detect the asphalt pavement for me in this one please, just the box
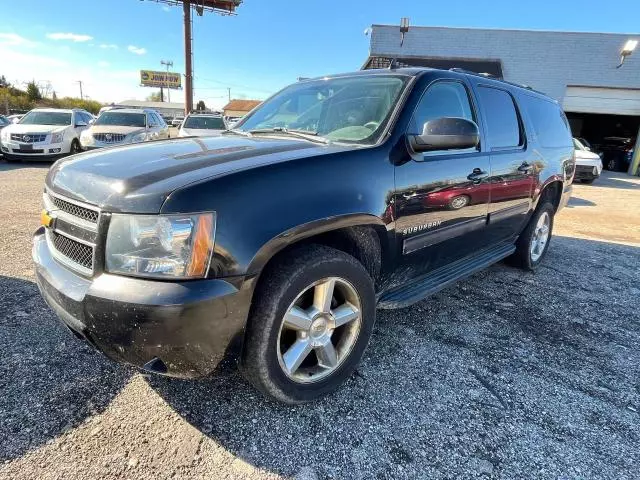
[0,163,638,479]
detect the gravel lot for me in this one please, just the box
[1,163,639,479]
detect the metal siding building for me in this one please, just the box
[364,24,640,174]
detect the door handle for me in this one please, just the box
[467,168,488,183]
[518,162,534,173]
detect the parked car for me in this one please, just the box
[572,138,603,184]
[7,114,24,124]
[599,136,635,172]
[171,116,185,128]
[0,108,92,162]
[33,68,574,403]
[224,116,243,129]
[80,108,169,150]
[0,114,9,129]
[178,113,226,137]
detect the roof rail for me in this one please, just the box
[449,67,546,95]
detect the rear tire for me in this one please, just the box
[448,195,470,210]
[509,202,555,271]
[606,156,621,172]
[240,245,376,404]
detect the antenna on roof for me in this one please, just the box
[400,17,410,46]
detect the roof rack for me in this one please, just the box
[449,67,546,95]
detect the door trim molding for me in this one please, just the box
[488,201,530,223]
[402,216,486,254]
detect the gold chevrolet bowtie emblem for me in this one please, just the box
[40,209,55,228]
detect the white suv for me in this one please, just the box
[0,108,92,162]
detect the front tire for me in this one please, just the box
[241,245,376,404]
[69,139,81,156]
[509,202,555,271]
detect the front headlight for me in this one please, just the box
[106,213,216,279]
[51,132,64,144]
[130,132,148,143]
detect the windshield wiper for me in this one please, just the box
[248,127,329,145]
[221,129,252,137]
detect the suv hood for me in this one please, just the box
[575,149,600,161]
[47,136,350,213]
[6,124,68,134]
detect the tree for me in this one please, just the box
[52,91,57,100]
[146,91,162,102]
[26,81,42,101]
[0,75,9,88]
[196,100,206,111]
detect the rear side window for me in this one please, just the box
[410,81,475,134]
[523,96,572,148]
[477,86,521,149]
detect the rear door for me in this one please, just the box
[393,78,492,274]
[473,84,536,243]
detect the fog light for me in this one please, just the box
[593,167,598,175]
[1,146,8,153]
[49,148,61,153]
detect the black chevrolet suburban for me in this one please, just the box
[33,68,574,403]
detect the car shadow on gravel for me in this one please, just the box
[0,161,53,171]
[148,237,640,478]
[0,275,132,462]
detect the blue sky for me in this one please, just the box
[1,0,639,109]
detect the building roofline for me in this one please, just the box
[370,24,640,38]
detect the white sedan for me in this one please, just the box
[178,114,226,137]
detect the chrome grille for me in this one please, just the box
[49,195,99,223]
[50,231,93,270]
[44,190,100,276]
[11,133,47,143]
[93,133,126,143]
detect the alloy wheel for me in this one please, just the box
[276,277,362,383]
[530,211,550,262]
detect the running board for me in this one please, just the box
[378,243,516,309]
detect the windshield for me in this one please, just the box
[95,112,146,127]
[20,111,72,126]
[237,75,408,144]
[573,138,586,150]
[183,116,225,130]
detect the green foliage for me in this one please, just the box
[26,81,42,101]
[146,91,162,102]
[0,75,9,88]
[196,100,206,111]
[0,84,103,115]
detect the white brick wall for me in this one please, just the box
[370,25,640,102]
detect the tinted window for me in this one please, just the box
[95,112,146,127]
[524,96,572,148]
[183,116,226,130]
[147,113,158,127]
[478,87,521,149]
[410,81,474,134]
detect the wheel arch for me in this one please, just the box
[535,178,563,212]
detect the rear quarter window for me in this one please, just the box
[522,95,572,148]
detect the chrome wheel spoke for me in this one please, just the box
[332,302,360,328]
[282,338,313,375]
[283,306,313,331]
[315,341,338,369]
[313,279,336,313]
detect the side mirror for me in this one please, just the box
[409,117,480,153]
[75,121,88,127]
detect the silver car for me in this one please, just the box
[80,108,169,150]
[178,114,226,137]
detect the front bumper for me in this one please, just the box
[33,229,251,378]
[1,141,66,160]
[574,163,602,180]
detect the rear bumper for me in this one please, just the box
[33,228,252,378]
[558,184,572,211]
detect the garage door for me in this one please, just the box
[563,86,640,116]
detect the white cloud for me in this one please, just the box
[99,43,118,49]
[97,61,110,68]
[0,33,38,47]
[47,32,93,42]
[127,45,147,55]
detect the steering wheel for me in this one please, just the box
[364,121,380,131]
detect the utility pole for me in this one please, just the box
[227,87,231,103]
[77,80,84,100]
[161,59,174,103]
[183,0,193,114]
